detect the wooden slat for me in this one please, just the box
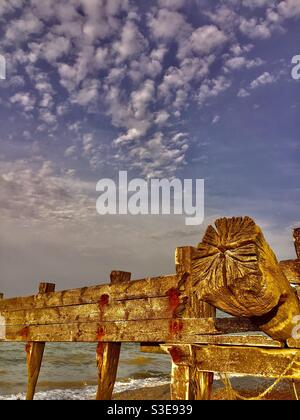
[280,259,300,285]
[0,275,178,312]
[193,345,300,379]
[1,296,182,326]
[0,318,258,343]
[142,334,283,352]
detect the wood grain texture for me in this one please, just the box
[26,283,55,400]
[0,275,178,312]
[175,246,215,400]
[192,216,300,341]
[1,296,183,326]
[142,334,283,351]
[280,260,300,285]
[193,345,300,379]
[0,317,258,343]
[96,271,131,400]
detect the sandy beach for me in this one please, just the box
[114,380,299,401]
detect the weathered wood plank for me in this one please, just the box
[185,334,284,348]
[175,247,215,400]
[192,216,300,341]
[142,334,283,351]
[26,283,55,400]
[280,260,300,285]
[0,275,178,312]
[168,345,193,400]
[96,271,130,400]
[194,346,300,379]
[0,318,258,343]
[1,295,183,326]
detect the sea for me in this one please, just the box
[0,342,171,400]
[0,341,296,400]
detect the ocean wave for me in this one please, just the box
[0,377,170,400]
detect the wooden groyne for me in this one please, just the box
[0,216,299,400]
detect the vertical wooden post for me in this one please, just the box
[169,247,216,401]
[26,282,55,400]
[294,228,300,259]
[96,271,131,400]
[0,293,4,340]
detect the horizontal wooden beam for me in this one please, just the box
[1,296,183,326]
[0,317,258,343]
[280,259,300,285]
[142,334,283,352]
[0,275,178,312]
[193,345,300,379]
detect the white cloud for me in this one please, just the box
[147,8,190,41]
[250,71,276,89]
[155,110,170,125]
[72,79,100,106]
[239,17,272,39]
[278,0,300,18]
[237,88,250,98]
[198,76,232,106]
[10,91,36,112]
[212,115,220,124]
[190,25,227,55]
[131,80,155,120]
[225,56,264,71]
[5,10,43,43]
[64,145,77,158]
[114,20,147,61]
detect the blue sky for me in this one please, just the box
[0,0,299,295]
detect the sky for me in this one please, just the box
[0,0,299,297]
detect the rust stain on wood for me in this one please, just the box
[167,288,180,314]
[20,326,29,340]
[169,319,184,337]
[168,346,184,364]
[97,326,105,342]
[25,343,32,354]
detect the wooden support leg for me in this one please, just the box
[171,363,191,400]
[170,364,213,400]
[168,345,213,401]
[26,282,55,401]
[174,247,216,400]
[96,271,131,401]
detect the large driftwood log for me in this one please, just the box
[192,216,300,341]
